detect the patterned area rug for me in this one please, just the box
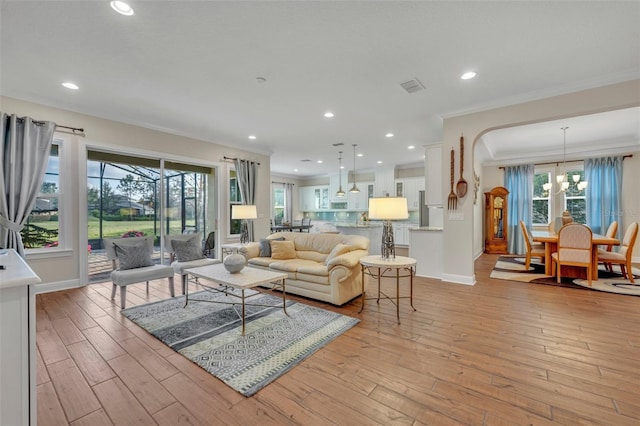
[121,289,359,396]
[490,256,640,296]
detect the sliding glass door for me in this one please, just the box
[87,151,216,283]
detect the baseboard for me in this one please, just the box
[441,273,475,286]
[35,279,83,294]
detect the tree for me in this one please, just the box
[117,174,144,219]
[101,181,118,214]
[41,182,57,194]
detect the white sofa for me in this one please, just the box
[240,232,369,305]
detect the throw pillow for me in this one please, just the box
[325,243,352,264]
[259,237,285,257]
[113,240,154,270]
[271,240,296,260]
[172,236,205,262]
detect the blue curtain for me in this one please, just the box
[585,156,622,236]
[504,164,534,255]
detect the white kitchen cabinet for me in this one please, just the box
[300,186,316,211]
[348,181,372,210]
[399,177,426,211]
[300,186,329,211]
[374,168,395,197]
[329,173,347,202]
[425,144,443,205]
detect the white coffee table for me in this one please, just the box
[184,263,288,335]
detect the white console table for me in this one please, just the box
[1,249,41,426]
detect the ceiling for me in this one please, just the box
[1,1,639,177]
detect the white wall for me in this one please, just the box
[2,96,271,289]
[442,79,640,285]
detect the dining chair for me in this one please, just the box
[301,217,311,232]
[597,222,638,283]
[519,220,545,270]
[597,221,618,272]
[551,223,593,285]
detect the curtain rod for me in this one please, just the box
[222,156,261,166]
[499,154,633,170]
[271,181,294,185]
[13,117,85,134]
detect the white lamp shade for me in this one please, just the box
[368,197,409,220]
[232,204,257,219]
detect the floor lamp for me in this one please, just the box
[232,205,257,244]
[368,197,409,259]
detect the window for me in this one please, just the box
[229,168,242,235]
[533,169,551,225]
[564,168,586,224]
[272,184,284,224]
[21,140,63,250]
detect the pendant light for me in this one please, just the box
[349,144,360,193]
[336,151,345,197]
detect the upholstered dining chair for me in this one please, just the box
[597,222,638,283]
[551,223,593,285]
[519,220,545,270]
[597,221,618,272]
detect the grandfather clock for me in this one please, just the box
[484,186,509,254]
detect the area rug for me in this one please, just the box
[121,289,359,396]
[490,256,640,296]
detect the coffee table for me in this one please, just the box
[184,264,288,335]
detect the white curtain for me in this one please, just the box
[0,113,56,256]
[233,159,258,241]
[284,183,294,223]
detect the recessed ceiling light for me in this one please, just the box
[110,1,134,16]
[357,153,363,157]
[248,135,256,140]
[461,71,477,80]
[293,169,299,172]
[323,112,334,118]
[377,161,383,164]
[408,145,415,150]
[317,160,323,164]
[340,165,344,169]
[385,133,394,138]
[62,82,79,90]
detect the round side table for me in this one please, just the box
[359,255,417,324]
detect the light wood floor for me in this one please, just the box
[36,254,640,425]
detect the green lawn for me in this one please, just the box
[33,218,192,240]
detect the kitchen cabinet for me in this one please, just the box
[348,181,372,210]
[374,168,395,197]
[425,144,443,205]
[315,186,329,209]
[300,185,329,211]
[393,223,410,246]
[397,177,425,211]
[329,173,347,202]
[300,186,316,211]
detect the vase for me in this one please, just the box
[223,253,246,273]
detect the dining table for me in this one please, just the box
[532,230,619,280]
[270,224,313,233]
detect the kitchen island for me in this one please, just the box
[335,223,383,255]
[409,226,443,279]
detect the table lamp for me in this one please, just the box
[232,204,257,244]
[368,197,409,259]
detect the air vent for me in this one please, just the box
[400,78,425,94]
[332,143,344,147]
[300,159,312,162]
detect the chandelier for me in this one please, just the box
[336,151,345,197]
[542,126,587,194]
